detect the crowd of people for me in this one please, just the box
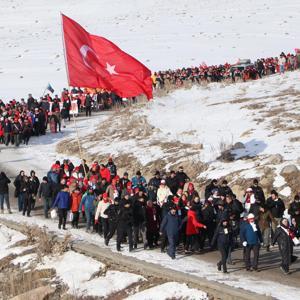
[1,50,299,147]
[151,51,300,89]
[0,89,136,147]
[0,158,299,275]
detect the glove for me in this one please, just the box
[242,241,247,247]
[95,219,99,225]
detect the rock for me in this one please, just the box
[11,286,55,300]
[217,150,235,162]
[266,154,283,165]
[280,164,299,176]
[232,142,245,150]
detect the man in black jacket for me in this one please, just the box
[166,171,179,195]
[205,179,218,200]
[266,190,285,233]
[175,166,190,190]
[85,93,92,117]
[288,195,300,226]
[116,194,134,251]
[38,177,52,218]
[0,172,12,214]
[251,179,265,206]
[133,197,147,249]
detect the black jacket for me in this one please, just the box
[175,171,190,188]
[0,172,10,194]
[104,204,120,224]
[266,197,285,218]
[251,185,265,205]
[29,176,40,195]
[212,223,233,249]
[166,176,179,195]
[38,182,52,198]
[273,226,293,266]
[132,200,146,226]
[118,199,134,226]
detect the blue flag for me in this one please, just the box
[46,83,54,93]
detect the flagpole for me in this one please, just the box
[60,13,87,179]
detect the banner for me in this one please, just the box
[70,100,79,115]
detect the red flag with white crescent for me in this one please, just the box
[62,14,153,100]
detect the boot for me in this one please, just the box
[105,238,109,246]
[217,262,221,271]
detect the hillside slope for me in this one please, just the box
[1,0,300,99]
[58,70,300,198]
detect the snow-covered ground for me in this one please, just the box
[1,213,300,300]
[1,0,300,99]
[0,224,209,299]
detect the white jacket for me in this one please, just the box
[157,186,172,207]
[95,201,110,220]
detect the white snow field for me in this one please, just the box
[1,0,300,99]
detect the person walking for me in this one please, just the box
[160,205,182,259]
[79,187,96,232]
[116,194,134,252]
[240,213,263,271]
[272,218,298,275]
[38,176,52,218]
[52,185,71,230]
[0,172,12,214]
[70,187,82,228]
[211,218,233,273]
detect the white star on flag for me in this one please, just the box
[106,62,118,75]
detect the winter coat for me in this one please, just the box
[131,176,147,192]
[0,172,10,194]
[95,200,110,220]
[52,191,71,209]
[80,193,96,212]
[38,182,52,198]
[100,168,111,183]
[104,204,120,224]
[204,182,218,200]
[157,186,172,207]
[13,174,24,197]
[47,170,60,184]
[166,176,179,195]
[29,176,40,195]
[240,222,263,246]
[118,199,134,226]
[186,209,205,235]
[224,199,243,220]
[175,171,190,188]
[160,212,182,237]
[106,162,117,178]
[266,198,285,218]
[218,185,233,197]
[273,226,293,265]
[288,201,300,224]
[212,223,233,249]
[146,205,160,233]
[70,192,82,212]
[258,210,273,231]
[251,185,265,205]
[132,200,146,226]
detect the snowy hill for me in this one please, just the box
[58,70,300,198]
[1,0,300,99]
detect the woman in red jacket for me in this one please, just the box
[185,202,206,253]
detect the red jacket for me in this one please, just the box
[100,168,111,183]
[186,209,205,235]
[71,192,82,212]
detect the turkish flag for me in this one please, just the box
[62,14,153,100]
